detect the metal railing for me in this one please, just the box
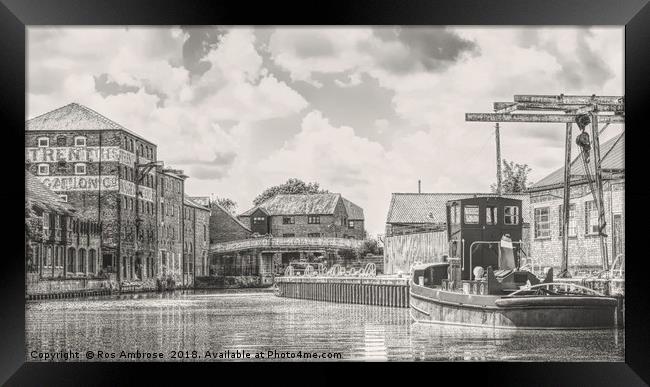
[210,236,365,253]
[505,282,606,297]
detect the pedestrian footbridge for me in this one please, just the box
[210,236,364,254]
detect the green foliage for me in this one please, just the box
[253,178,329,206]
[491,160,533,193]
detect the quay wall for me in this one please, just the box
[275,276,410,308]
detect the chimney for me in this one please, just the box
[418,180,421,194]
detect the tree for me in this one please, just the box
[253,178,329,206]
[212,197,238,215]
[491,160,533,193]
[356,238,383,257]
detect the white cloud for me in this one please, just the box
[28,26,624,235]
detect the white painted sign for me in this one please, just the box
[120,180,154,202]
[37,175,118,192]
[26,147,152,167]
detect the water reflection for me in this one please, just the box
[25,290,623,361]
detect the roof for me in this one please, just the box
[342,197,364,220]
[529,131,625,191]
[240,193,342,216]
[386,192,531,224]
[211,202,252,232]
[25,171,75,214]
[26,102,153,144]
[183,197,210,211]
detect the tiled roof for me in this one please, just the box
[212,202,252,232]
[183,197,210,211]
[25,171,75,214]
[26,102,150,143]
[529,132,624,191]
[386,192,531,224]
[342,197,364,220]
[240,193,342,216]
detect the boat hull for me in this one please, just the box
[409,282,618,329]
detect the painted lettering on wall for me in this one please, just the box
[119,180,154,202]
[26,146,151,167]
[37,175,118,192]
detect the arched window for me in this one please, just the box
[79,248,86,273]
[88,249,96,274]
[67,248,76,274]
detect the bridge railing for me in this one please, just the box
[210,236,365,253]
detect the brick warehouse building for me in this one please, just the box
[238,193,365,239]
[528,131,624,272]
[25,102,209,290]
[25,103,159,286]
[156,168,186,286]
[25,170,102,279]
[182,197,211,282]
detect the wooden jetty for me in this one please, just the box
[274,276,410,308]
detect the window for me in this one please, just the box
[203,225,207,241]
[74,163,87,175]
[464,205,479,224]
[534,207,550,239]
[308,233,321,238]
[129,139,134,152]
[504,206,519,225]
[37,137,49,147]
[559,204,577,237]
[56,136,66,146]
[585,201,600,235]
[450,203,460,225]
[282,217,295,224]
[283,233,295,237]
[74,136,87,147]
[486,206,497,225]
[348,220,355,229]
[253,216,265,224]
[307,216,320,224]
[59,194,68,202]
[37,164,50,176]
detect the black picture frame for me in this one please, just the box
[1,0,648,385]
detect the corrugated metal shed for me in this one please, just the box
[529,131,624,192]
[386,192,531,224]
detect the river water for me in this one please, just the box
[25,290,624,361]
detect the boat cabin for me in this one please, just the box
[446,196,523,280]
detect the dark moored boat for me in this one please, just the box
[409,197,618,329]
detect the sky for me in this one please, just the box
[27,26,624,236]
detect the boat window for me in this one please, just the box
[504,206,519,225]
[486,206,497,225]
[450,203,460,225]
[464,205,479,224]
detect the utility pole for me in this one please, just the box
[560,122,572,277]
[495,123,502,196]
